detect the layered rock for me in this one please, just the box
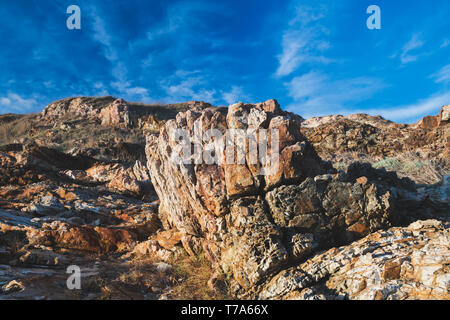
[146,100,399,292]
[301,107,450,166]
[40,96,214,131]
[258,220,449,300]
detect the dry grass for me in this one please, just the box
[373,152,449,185]
[90,252,231,300]
[0,114,36,145]
[168,253,231,300]
[332,151,449,185]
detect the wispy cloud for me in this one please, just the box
[441,39,450,48]
[160,70,217,103]
[89,7,150,102]
[222,86,248,104]
[275,5,332,77]
[285,71,385,117]
[0,93,39,113]
[364,92,450,122]
[399,33,425,64]
[431,64,450,83]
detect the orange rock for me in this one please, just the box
[26,221,136,253]
[156,229,184,250]
[356,176,368,185]
[55,188,79,201]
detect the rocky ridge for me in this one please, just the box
[0,96,448,300]
[145,99,449,298]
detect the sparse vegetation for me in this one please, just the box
[168,253,231,300]
[0,114,36,145]
[373,152,448,185]
[332,151,449,185]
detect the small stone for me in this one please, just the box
[2,280,24,293]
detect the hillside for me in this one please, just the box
[0,97,448,300]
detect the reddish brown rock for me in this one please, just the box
[26,221,136,253]
[155,229,184,250]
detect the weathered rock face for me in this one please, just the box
[99,99,139,128]
[146,100,399,292]
[301,108,450,167]
[258,220,449,300]
[265,174,393,243]
[417,105,450,129]
[441,105,450,123]
[40,96,116,120]
[146,99,322,230]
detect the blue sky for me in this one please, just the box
[1,0,450,123]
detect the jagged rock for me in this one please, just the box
[146,99,325,233]
[99,99,139,128]
[17,248,68,266]
[301,108,450,166]
[265,174,394,243]
[40,96,116,120]
[130,239,173,261]
[441,105,450,123]
[258,220,449,300]
[417,105,450,129]
[2,95,449,300]
[220,196,288,289]
[145,100,399,291]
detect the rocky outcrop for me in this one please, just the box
[40,96,116,120]
[441,105,450,123]
[99,98,139,128]
[146,99,321,230]
[145,100,402,293]
[417,105,450,130]
[40,96,215,131]
[301,108,450,167]
[2,95,449,300]
[84,160,151,195]
[258,220,449,300]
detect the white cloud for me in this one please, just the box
[285,71,384,117]
[0,93,38,113]
[431,64,450,83]
[286,72,448,122]
[161,70,217,103]
[89,8,150,102]
[222,86,247,105]
[364,92,450,122]
[399,33,425,64]
[275,5,332,77]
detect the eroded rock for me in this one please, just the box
[258,220,449,300]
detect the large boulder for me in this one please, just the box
[146,100,324,232]
[146,100,398,292]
